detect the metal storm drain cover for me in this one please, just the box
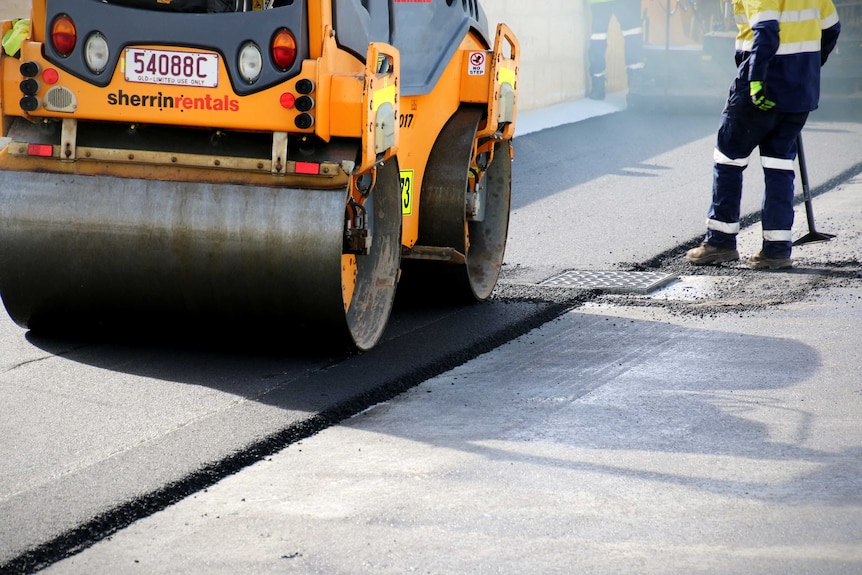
[539,270,677,294]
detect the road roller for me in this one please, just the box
[0,0,519,350]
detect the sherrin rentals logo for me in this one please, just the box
[107,90,240,112]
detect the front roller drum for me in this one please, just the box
[414,107,512,302]
[0,161,402,351]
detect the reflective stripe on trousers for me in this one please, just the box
[705,78,808,258]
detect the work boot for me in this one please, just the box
[747,251,792,270]
[684,242,739,265]
[589,76,605,100]
[626,67,644,91]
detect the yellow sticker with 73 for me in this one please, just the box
[400,169,414,215]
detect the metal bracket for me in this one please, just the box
[272,131,288,175]
[60,118,77,162]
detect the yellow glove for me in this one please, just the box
[750,80,776,111]
[2,19,30,57]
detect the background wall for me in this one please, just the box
[5,0,28,17]
[482,0,628,110]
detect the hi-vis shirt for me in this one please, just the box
[734,0,841,112]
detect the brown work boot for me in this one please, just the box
[747,251,792,270]
[685,242,739,265]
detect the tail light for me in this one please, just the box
[51,15,77,57]
[271,29,297,70]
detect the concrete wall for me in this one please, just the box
[483,0,627,110]
[2,0,29,19]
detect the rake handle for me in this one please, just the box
[797,133,817,232]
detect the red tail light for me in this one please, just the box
[271,29,297,70]
[295,161,320,175]
[28,144,54,157]
[51,15,77,57]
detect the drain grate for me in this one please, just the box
[539,270,677,294]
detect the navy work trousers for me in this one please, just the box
[706,78,809,258]
[589,0,643,78]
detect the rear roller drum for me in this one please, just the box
[0,160,401,352]
[412,107,512,302]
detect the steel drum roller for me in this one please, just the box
[0,163,402,349]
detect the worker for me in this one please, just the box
[685,0,841,269]
[587,0,644,100]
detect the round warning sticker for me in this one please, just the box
[468,51,487,76]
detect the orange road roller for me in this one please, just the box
[0,0,519,350]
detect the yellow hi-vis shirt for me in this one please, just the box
[733,0,840,111]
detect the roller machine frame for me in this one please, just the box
[0,0,519,351]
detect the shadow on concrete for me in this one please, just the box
[347,308,861,508]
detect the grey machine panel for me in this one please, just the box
[334,0,490,97]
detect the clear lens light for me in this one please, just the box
[238,42,262,84]
[85,33,109,74]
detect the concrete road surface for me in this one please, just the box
[36,145,862,573]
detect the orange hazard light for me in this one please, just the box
[51,15,77,57]
[271,29,297,70]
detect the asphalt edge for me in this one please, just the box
[0,295,597,574]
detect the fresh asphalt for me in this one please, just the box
[3,95,862,574]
